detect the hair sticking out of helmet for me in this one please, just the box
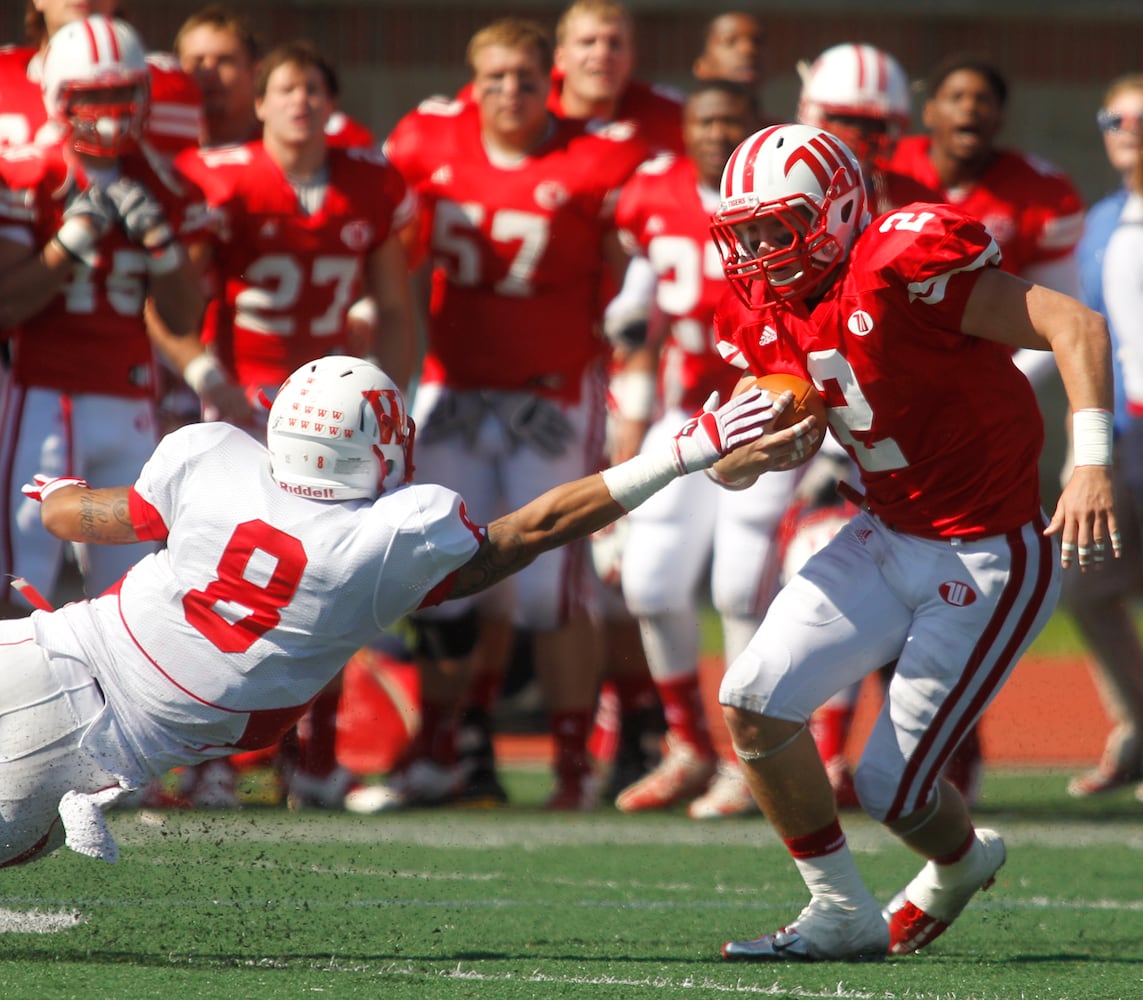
[267,356,414,501]
[710,123,869,306]
[41,15,150,158]
[797,43,911,166]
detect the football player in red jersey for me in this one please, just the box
[888,54,1085,386]
[606,80,805,819]
[0,16,210,622]
[705,124,1117,961]
[692,12,766,92]
[372,17,650,813]
[551,0,683,155]
[0,0,202,156]
[172,5,375,152]
[162,40,418,809]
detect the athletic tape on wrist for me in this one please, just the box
[1072,408,1113,467]
[610,371,656,421]
[183,353,228,396]
[600,447,679,512]
[53,218,96,263]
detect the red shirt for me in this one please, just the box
[715,203,1043,540]
[887,136,1084,276]
[615,152,739,413]
[176,141,413,386]
[549,75,684,155]
[0,143,208,396]
[385,99,650,401]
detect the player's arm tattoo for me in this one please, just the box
[448,526,535,600]
[74,489,139,544]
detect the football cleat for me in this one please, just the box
[615,739,717,813]
[722,896,888,962]
[1067,766,1140,798]
[687,760,759,819]
[343,759,464,814]
[882,827,1006,955]
[286,765,357,811]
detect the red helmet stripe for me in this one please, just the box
[105,19,122,62]
[81,18,101,63]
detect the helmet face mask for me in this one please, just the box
[711,124,868,305]
[267,357,414,501]
[41,16,150,158]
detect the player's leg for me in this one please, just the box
[691,468,800,820]
[865,517,1060,956]
[616,452,718,812]
[0,622,116,867]
[719,516,907,961]
[0,386,68,619]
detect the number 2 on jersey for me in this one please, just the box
[183,520,307,653]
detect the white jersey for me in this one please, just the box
[31,423,482,780]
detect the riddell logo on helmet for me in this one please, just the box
[277,482,338,499]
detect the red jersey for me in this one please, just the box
[175,141,413,386]
[887,136,1084,276]
[715,204,1043,540]
[385,99,650,400]
[614,152,739,413]
[324,111,374,149]
[0,46,202,157]
[0,143,208,397]
[549,75,684,155]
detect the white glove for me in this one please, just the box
[105,176,174,251]
[668,387,774,474]
[54,186,117,266]
[21,474,90,503]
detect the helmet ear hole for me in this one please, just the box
[841,201,853,223]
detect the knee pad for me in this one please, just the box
[410,607,480,661]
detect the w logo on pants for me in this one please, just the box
[939,580,977,607]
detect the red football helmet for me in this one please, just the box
[41,16,150,157]
[797,43,911,167]
[710,123,868,305]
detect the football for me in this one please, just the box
[750,372,827,458]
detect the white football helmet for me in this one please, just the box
[267,356,414,501]
[711,123,869,304]
[797,43,911,165]
[41,15,149,157]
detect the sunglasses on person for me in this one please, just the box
[1097,109,1143,133]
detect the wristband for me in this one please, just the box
[600,448,678,512]
[183,352,228,396]
[146,240,182,276]
[1072,408,1114,467]
[610,371,656,422]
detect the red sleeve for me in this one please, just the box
[128,487,169,542]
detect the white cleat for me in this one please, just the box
[882,827,1007,955]
[344,759,464,814]
[722,895,888,962]
[614,739,717,813]
[687,760,759,819]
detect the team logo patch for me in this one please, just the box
[758,325,778,347]
[847,310,875,336]
[341,220,374,251]
[431,165,452,186]
[534,180,569,211]
[939,580,977,607]
[855,529,872,545]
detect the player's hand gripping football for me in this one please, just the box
[703,386,823,486]
[668,386,778,474]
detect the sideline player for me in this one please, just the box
[0,16,209,622]
[705,123,1116,961]
[0,0,202,156]
[376,17,651,811]
[0,354,791,868]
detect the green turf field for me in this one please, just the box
[3,768,1142,1000]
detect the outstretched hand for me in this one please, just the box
[668,387,778,474]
